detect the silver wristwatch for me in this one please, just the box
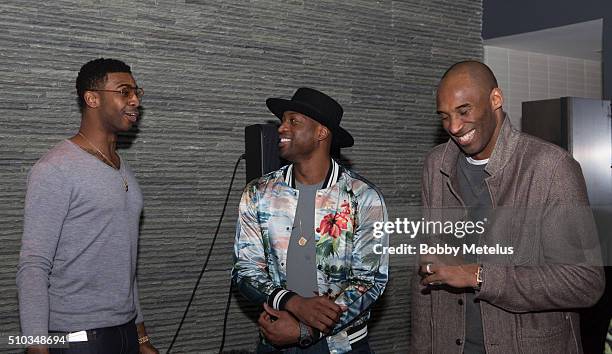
[298,322,314,348]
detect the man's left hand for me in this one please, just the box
[420,263,479,289]
[258,303,300,347]
[139,341,159,354]
[136,322,159,354]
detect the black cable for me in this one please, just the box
[218,278,233,354]
[167,154,245,354]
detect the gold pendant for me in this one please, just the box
[298,236,308,246]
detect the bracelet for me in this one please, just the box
[138,335,150,344]
[474,265,483,290]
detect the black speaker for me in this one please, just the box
[245,124,282,183]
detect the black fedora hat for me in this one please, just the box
[266,87,354,148]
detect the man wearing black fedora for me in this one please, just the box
[233,87,389,353]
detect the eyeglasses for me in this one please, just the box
[88,86,144,99]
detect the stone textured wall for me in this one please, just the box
[0,1,482,352]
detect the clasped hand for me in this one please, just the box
[258,294,347,346]
[419,255,478,288]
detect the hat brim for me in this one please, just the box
[266,98,354,148]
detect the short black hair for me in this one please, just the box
[440,60,498,92]
[76,58,132,111]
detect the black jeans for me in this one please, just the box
[256,338,373,354]
[50,320,138,354]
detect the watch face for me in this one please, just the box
[299,336,313,347]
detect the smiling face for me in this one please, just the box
[86,72,141,133]
[436,71,504,160]
[277,111,329,163]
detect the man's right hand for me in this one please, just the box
[26,345,49,354]
[285,295,346,333]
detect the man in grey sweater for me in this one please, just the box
[17,58,158,354]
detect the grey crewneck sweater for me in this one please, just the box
[17,140,144,336]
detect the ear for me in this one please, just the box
[317,125,331,142]
[84,91,99,109]
[490,87,503,111]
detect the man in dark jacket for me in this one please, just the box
[410,60,605,354]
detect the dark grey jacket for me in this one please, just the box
[411,116,605,354]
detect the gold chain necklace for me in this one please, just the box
[77,132,128,192]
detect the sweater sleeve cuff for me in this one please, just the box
[267,288,297,310]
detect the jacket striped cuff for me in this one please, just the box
[348,324,368,344]
[267,288,297,310]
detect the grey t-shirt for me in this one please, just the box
[457,155,489,354]
[286,180,324,297]
[16,140,144,336]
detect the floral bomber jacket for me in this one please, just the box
[232,159,389,353]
